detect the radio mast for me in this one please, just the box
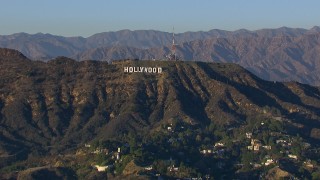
[167,27,179,61]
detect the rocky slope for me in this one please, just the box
[1,48,320,168]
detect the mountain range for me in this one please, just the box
[1,26,320,86]
[1,48,320,178]
[1,27,319,60]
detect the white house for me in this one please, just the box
[85,144,91,148]
[144,166,153,171]
[264,159,274,166]
[214,142,225,147]
[262,145,272,150]
[288,154,298,160]
[95,165,109,172]
[168,165,179,172]
[246,132,252,139]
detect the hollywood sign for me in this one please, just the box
[124,67,162,73]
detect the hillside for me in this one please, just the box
[1,49,320,179]
[75,32,320,86]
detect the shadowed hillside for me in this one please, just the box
[1,48,320,179]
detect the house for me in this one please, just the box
[144,166,153,171]
[214,142,225,147]
[303,160,314,169]
[85,144,91,148]
[253,163,262,168]
[276,139,292,148]
[167,123,174,132]
[253,145,260,151]
[200,149,213,155]
[168,165,179,172]
[274,117,282,121]
[248,139,262,151]
[93,149,102,154]
[288,154,298,160]
[264,159,274,166]
[251,139,261,145]
[262,145,272,150]
[93,148,109,155]
[246,132,252,139]
[94,165,109,172]
[200,149,208,154]
[276,139,287,144]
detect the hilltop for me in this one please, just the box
[0,49,320,179]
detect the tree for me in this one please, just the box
[154,160,167,174]
[262,131,269,145]
[312,172,320,180]
[231,147,240,157]
[95,153,108,165]
[241,150,254,171]
[269,120,283,132]
[214,129,226,140]
[196,134,202,142]
[223,136,233,148]
[291,137,303,157]
[128,133,138,154]
[92,139,100,149]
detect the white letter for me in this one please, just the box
[124,67,128,72]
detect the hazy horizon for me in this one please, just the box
[1,0,320,37]
[0,25,319,38]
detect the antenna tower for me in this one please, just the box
[167,27,179,61]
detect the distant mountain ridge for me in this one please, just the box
[1,26,319,60]
[1,26,320,85]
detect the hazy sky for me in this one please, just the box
[0,0,319,37]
